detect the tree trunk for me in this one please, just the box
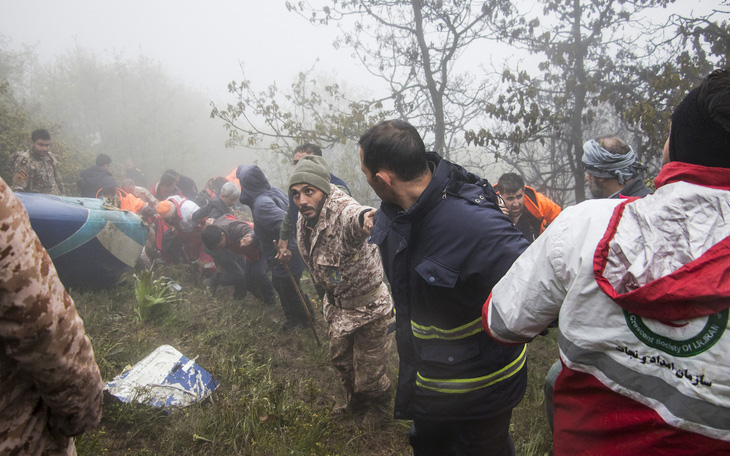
[411,0,447,158]
[570,0,587,203]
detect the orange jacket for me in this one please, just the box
[225,167,241,189]
[120,192,148,213]
[522,186,561,235]
[97,187,149,214]
[495,185,562,236]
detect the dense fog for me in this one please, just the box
[0,1,726,206]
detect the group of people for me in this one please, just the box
[2,69,729,455]
[483,70,730,454]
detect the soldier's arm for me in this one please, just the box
[342,201,375,245]
[10,154,30,191]
[0,179,102,436]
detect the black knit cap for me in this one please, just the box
[669,85,730,168]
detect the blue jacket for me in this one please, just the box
[237,165,306,278]
[369,153,529,421]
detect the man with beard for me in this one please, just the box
[288,155,393,415]
[11,129,65,195]
[582,136,652,199]
[360,120,529,455]
[542,135,654,432]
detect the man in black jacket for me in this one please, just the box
[360,120,529,456]
[201,217,276,304]
[192,181,239,222]
[79,154,117,197]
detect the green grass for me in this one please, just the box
[132,267,179,323]
[72,264,555,455]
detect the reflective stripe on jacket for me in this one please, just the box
[371,153,529,421]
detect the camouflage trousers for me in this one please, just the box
[329,315,392,399]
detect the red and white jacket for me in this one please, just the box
[485,162,730,455]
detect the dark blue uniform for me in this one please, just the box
[370,153,529,455]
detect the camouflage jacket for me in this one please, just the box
[296,185,393,337]
[0,178,103,455]
[11,149,65,195]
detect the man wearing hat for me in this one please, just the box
[289,155,394,415]
[484,69,730,454]
[582,135,652,199]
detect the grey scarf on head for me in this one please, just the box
[582,139,645,184]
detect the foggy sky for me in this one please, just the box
[0,0,376,100]
[1,0,717,102]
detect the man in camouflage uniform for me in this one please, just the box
[11,129,65,195]
[288,155,393,414]
[0,176,103,455]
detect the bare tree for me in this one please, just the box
[609,6,730,172]
[469,0,676,202]
[285,0,513,159]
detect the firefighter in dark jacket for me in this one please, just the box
[359,120,529,456]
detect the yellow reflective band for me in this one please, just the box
[411,317,483,340]
[416,345,527,394]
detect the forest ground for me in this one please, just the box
[73,264,556,455]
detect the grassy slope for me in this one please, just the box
[72,265,555,455]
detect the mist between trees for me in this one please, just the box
[2,1,728,208]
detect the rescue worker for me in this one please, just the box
[237,164,312,331]
[11,128,65,195]
[484,69,730,455]
[495,172,562,242]
[163,169,198,200]
[545,138,654,431]
[360,120,529,455]
[121,178,159,209]
[277,143,350,265]
[0,176,102,455]
[288,155,393,414]
[582,136,652,199]
[151,172,183,201]
[201,217,276,305]
[192,181,239,222]
[79,153,117,197]
[155,195,204,265]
